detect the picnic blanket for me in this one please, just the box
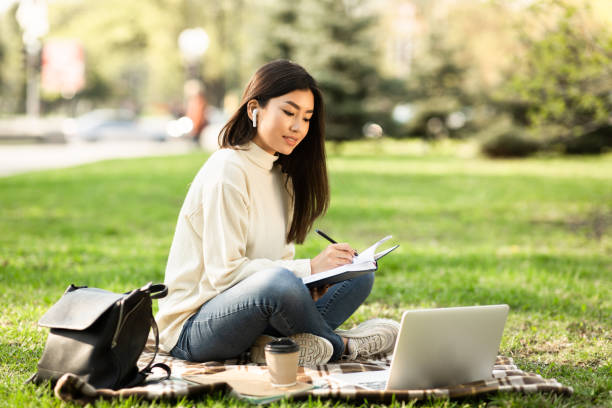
[54,345,573,405]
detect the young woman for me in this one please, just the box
[156,60,398,366]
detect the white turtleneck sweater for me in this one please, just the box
[156,142,312,352]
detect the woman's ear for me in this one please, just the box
[246,100,259,121]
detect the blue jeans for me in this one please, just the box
[170,267,374,362]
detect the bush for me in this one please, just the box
[562,125,612,155]
[494,2,612,155]
[481,129,541,158]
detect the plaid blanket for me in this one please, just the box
[54,347,573,405]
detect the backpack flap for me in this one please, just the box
[38,288,125,330]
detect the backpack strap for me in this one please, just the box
[121,316,171,388]
[149,284,168,300]
[134,284,171,383]
[131,283,170,384]
[139,316,171,380]
[140,282,168,299]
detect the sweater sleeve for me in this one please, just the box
[197,179,311,294]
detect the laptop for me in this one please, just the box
[328,304,509,390]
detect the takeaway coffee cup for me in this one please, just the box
[264,338,300,387]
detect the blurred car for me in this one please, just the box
[63,109,170,142]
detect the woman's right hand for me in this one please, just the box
[310,243,357,275]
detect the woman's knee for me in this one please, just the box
[351,271,375,297]
[253,267,307,299]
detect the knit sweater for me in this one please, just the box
[156,142,312,352]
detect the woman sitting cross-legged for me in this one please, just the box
[155,60,399,366]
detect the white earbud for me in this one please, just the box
[252,109,258,128]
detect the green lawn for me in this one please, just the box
[0,140,610,407]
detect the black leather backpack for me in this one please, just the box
[28,282,170,389]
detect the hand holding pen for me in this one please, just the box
[309,229,358,276]
[316,229,358,256]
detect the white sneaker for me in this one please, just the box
[249,334,276,365]
[335,318,400,360]
[249,333,333,367]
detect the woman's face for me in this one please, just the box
[251,89,314,156]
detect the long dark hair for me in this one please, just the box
[219,60,329,244]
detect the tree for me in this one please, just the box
[259,2,301,62]
[378,0,523,140]
[500,1,612,152]
[299,0,387,142]
[39,0,255,114]
[399,30,474,139]
[258,0,395,142]
[0,4,27,114]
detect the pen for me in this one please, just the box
[315,229,358,256]
[315,229,337,244]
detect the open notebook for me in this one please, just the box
[302,235,399,288]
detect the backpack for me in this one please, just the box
[28,282,170,389]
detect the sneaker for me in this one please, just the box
[249,334,276,365]
[249,333,333,367]
[335,318,400,360]
[290,333,334,367]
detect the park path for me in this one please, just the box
[0,140,197,177]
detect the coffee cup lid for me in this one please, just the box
[264,337,299,353]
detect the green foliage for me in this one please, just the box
[259,2,301,62]
[46,0,185,112]
[398,31,477,139]
[31,0,258,113]
[1,0,402,127]
[0,144,611,406]
[301,2,381,142]
[499,1,612,149]
[0,4,26,115]
[259,0,399,142]
[0,32,4,87]
[561,125,612,155]
[405,32,471,106]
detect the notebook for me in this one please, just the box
[302,235,399,288]
[328,304,509,390]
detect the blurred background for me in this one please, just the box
[1,0,611,158]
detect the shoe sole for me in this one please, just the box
[290,333,333,367]
[250,333,333,367]
[335,318,400,356]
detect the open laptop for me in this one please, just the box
[328,304,509,390]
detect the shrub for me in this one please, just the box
[495,1,612,156]
[562,125,612,155]
[481,129,541,158]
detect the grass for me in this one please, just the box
[0,139,610,407]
